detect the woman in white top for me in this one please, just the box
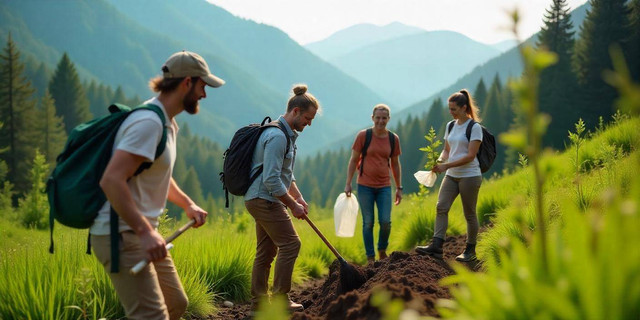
[415,89,483,262]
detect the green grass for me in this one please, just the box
[440,153,640,319]
[1,117,638,319]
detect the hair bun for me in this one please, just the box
[292,84,308,96]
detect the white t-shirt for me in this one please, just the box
[444,119,483,178]
[90,97,179,235]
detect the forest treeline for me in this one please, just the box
[0,0,638,222]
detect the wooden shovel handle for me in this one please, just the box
[165,219,196,243]
[129,219,196,275]
[303,215,344,261]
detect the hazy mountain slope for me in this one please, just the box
[316,2,591,152]
[0,0,288,144]
[106,0,390,151]
[491,39,518,53]
[2,0,393,153]
[329,31,501,107]
[390,2,591,127]
[305,22,425,60]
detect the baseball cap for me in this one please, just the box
[162,50,225,87]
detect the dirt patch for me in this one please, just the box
[209,234,479,320]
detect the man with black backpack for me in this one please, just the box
[90,51,224,320]
[243,84,320,313]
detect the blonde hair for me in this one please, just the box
[287,84,322,114]
[372,103,391,116]
[448,89,481,122]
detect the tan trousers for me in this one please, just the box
[434,175,482,244]
[245,198,301,302]
[91,232,188,320]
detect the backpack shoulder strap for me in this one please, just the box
[447,120,455,136]
[388,131,396,158]
[363,128,373,155]
[465,119,476,142]
[130,104,168,176]
[113,103,168,272]
[359,129,373,176]
[273,120,291,155]
[136,104,167,158]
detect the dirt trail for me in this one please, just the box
[209,234,479,320]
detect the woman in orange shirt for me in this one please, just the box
[345,104,403,263]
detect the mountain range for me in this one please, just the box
[320,30,502,107]
[390,1,590,125]
[305,22,425,60]
[1,0,590,156]
[0,0,386,154]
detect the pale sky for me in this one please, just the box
[207,0,589,45]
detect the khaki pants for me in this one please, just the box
[91,232,188,320]
[245,198,301,302]
[434,175,482,244]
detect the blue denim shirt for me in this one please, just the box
[244,116,298,203]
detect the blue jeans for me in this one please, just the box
[357,184,392,258]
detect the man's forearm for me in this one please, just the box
[168,177,195,209]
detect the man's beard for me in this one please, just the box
[183,86,199,114]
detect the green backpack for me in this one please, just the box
[47,103,167,273]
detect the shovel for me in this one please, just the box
[303,215,366,293]
[130,219,196,275]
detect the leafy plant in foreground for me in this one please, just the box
[437,11,640,320]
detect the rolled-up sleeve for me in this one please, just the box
[261,130,288,197]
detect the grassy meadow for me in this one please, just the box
[1,113,638,319]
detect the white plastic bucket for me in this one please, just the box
[333,192,359,237]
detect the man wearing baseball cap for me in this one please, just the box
[91,50,224,320]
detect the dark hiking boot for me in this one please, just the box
[455,243,477,262]
[415,237,444,259]
[378,250,388,260]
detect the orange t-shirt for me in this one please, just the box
[352,129,402,188]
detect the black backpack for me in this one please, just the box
[220,116,290,207]
[359,128,397,176]
[447,119,496,173]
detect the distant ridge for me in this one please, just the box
[305,22,425,60]
[327,30,501,107]
[0,0,391,154]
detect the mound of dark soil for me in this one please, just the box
[210,235,479,320]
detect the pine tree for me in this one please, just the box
[537,0,579,149]
[473,78,488,112]
[37,90,67,166]
[182,166,205,209]
[112,86,127,105]
[18,150,49,229]
[400,116,426,194]
[30,62,50,98]
[627,0,640,82]
[424,98,446,136]
[86,80,109,118]
[573,0,631,128]
[0,33,39,194]
[49,53,92,132]
[482,74,504,132]
[0,135,12,216]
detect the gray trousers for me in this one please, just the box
[434,175,482,244]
